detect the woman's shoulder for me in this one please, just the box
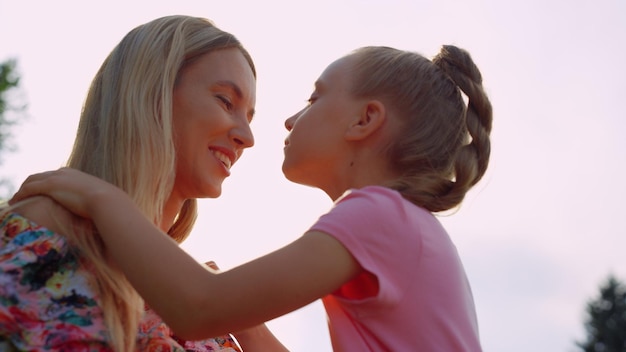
[0,197,78,259]
[0,198,109,351]
[7,195,77,236]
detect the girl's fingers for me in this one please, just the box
[205,261,221,272]
[9,168,75,204]
[9,168,71,204]
[10,179,45,204]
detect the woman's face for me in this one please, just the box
[171,48,256,202]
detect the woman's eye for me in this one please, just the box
[217,95,234,110]
[307,96,317,105]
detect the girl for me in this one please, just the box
[11,44,492,351]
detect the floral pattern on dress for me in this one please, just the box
[0,212,241,352]
[141,308,240,352]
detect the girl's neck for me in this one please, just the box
[326,153,396,200]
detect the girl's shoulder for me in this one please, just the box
[338,186,426,213]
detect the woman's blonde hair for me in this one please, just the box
[6,15,255,351]
[349,45,492,213]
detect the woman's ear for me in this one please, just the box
[345,100,386,141]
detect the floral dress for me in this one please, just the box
[0,212,241,352]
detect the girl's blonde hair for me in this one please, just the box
[349,45,492,213]
[5,15,255,351]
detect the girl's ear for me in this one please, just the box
[345,100,386,141]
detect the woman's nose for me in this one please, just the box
[231,120,254,148]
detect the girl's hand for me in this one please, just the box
[205,261,220,271]
[9,167,126,219]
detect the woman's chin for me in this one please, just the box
[197,185,222,199]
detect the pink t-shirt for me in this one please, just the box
[311,186,482,352]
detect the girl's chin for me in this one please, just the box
[281,172,308,187]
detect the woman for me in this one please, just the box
[0,15,286,351]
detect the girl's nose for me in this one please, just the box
[284,111,300,131]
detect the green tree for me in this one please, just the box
[0,58,26,198]
[578,274,626,352]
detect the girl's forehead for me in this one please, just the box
[317,56,355,87]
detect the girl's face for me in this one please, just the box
[171,48,256,202]
[282,55,363,192]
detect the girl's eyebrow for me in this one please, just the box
[214,80,256,120]
[313,80,327,93]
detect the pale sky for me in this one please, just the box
[1,1,625,351]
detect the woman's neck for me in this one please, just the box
[160,196,184,233]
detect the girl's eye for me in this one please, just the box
[307,96,317,105]
[217,95,234,110]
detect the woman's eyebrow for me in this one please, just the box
[214,80,255,121]
[214,80,243,98]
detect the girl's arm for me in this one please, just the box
[233,324,289,352]
[203,262,289,352]
[10,168,361,341]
